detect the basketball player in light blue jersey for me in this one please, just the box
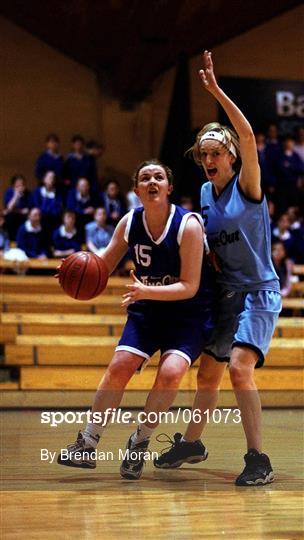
[154,51,282,486]
[57,159,215,479]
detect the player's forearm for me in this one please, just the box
[101,246,128,276]
[100,216,129,275]
[143,280,198,301]
[101,251,120,275]
[211,86,254,140]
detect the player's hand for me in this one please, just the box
[207,250,222,273]
[84,207,95,215]
[199,51,219,94]
[121,270,148,307]
[54,258,65,279]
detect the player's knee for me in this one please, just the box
[229,361,253,388]
[104,357,133,386]
[197,365,222,390]
[154,366,185,390]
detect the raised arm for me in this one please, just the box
[122,216,203,306]
[199,50,261,200]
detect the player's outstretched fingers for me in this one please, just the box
[130,269,141,283]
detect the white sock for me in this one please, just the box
[83,422,105,448]
[131,423,154,446]
[181,436,197,443]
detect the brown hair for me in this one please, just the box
[188,122,241,172]
[63,210,76,219]
[133,159,174,187]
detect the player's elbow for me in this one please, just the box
[183,281,199,299]
[241,128,255,143]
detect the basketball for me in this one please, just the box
[58,251,109,300]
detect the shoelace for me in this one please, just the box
[67,434,85,452]
[128,440,151,464]
[243,455,261,473]
[155,433,180,455]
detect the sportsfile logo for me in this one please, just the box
[40,408,241,428]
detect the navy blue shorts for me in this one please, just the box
[116,302,214,368]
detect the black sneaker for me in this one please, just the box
[154,433,208,469]
[120,433,150,480]
[235,449,274,486]
[57,431,99,469]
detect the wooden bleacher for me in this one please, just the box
[0,274,127,295]
[1,293,125,314]
[1,293,302,316]
[0,314,302,343]
[0,313,126,342]
[1,258,303,275]
[2,271,304,296]
[17,366,304,392]
[4,336,303,368]
[293,264,304,276]
[0,258,60,271]
[0,271,303,407]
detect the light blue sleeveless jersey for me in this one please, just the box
[200,175,280,292]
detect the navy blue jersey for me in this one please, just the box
[124,204,215,315]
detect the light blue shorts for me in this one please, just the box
[203,289,282,368]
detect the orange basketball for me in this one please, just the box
[58,251,109,300]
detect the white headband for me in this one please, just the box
[199,130,237,158]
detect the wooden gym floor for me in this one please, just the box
[0,409,303,539]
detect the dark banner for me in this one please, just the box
[218,77,304,135]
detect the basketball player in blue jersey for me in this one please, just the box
[154,51,282,486]
[57,159,214,479]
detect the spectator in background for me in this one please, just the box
[294,126,304,163]
[275,135,304,211]
[85,207,114,256]
[271,241,293,297]
[266,123,280,147]
[179,195,194,211]
[35,134,63,181]
[255,132,276,194]
[286,206,304,264]
[126,189,141,210]
[16,208,48,259]
[0,211,10,256]
[3,175,31,240]
[63,135,94,189]
[272,213,296,259]
[67,177,96,237]
[100,180,127,227]
[265,123,280,177]
[31,171,63,237]
[287,206,303,231]
[267,199,276,233]
[86,140,104,196]
[52,210,81,258]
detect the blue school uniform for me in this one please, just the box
[31,187,63,218]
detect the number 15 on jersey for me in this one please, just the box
[134,244,152,267]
